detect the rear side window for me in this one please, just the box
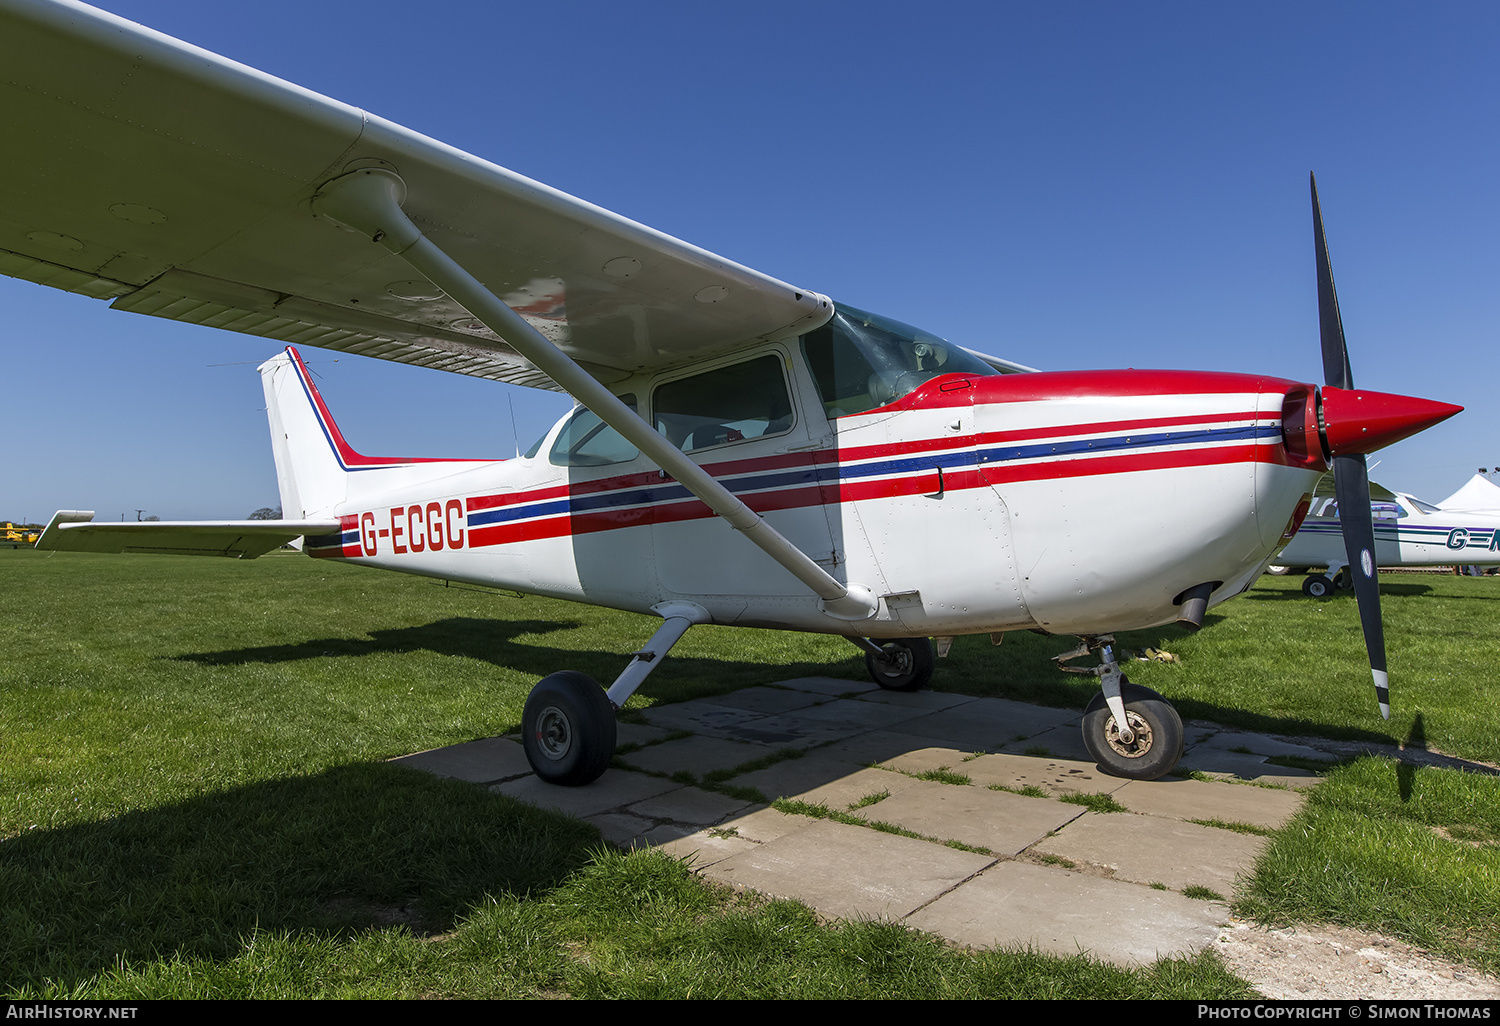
[653,355,793,453]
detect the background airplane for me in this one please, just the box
[1272,476,1500,596]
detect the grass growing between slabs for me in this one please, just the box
[4,550,1500,994]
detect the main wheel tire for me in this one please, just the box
[1302,574,1334,598]
[1081,680,1185,780]
[864,637,935,691]
[522,670,617,786]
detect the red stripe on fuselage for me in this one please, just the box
[464,440,1281,550]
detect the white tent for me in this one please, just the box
[1438,473,1500,512]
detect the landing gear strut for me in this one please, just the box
[1057,635,1185,780]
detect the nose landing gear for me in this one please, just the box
[1057,635,1185,780]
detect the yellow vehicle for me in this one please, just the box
[3,522,41,546]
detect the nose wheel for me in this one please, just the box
[522,671,617,786]
[1057,635,1185,780]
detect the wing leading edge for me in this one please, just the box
[0,0,832,389]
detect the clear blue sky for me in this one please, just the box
[3,0,1497,522]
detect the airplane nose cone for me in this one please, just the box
[1320,387,1463,457]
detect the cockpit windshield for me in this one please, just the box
[800,302,996,419]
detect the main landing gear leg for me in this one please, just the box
[1056,635,1185,780]
[522,601,709,786]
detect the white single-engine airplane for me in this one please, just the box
[1274,477,1500,597]
[2,0,1463,785]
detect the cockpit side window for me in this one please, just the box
[548,394,639,467]
[800,302,995,418]
[653,355,793,453]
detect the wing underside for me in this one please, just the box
[0,0,834,388]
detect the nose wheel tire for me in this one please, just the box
[1081,680,1184,780]
[522,670,617,786]
[865,637,935,691]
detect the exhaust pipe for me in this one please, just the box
[1174,582,1216,632]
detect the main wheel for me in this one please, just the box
[1302,574,1334,598]
[522,670,617,786]
[1081,680,1185,780]
[864,637,935,691]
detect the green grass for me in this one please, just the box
[5,551,1500,995]
[1234,756,1500,973]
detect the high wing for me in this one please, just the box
[35,511,340,559]
[1310,471,1397,506]
[0,0,834,389]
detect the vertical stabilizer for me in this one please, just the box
[259,348,349,519]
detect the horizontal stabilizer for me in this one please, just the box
[35,511,340,559]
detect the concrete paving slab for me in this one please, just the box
[656,825,764,867]
[625,785,754,825]
[773,675,880,696]
[615,720,675,748]
[638,698,776,736]
[994,722,1096,762]
[959,751,1127,795]
[1180,747,1322,789]
[1112,776,1306,830]
[850,779,1084,856]
[851,689,980,712]
[615,734,769,777]
[397,678,1326,970]
[390,735,530,783]
[493,768,681,818]
[702,685,827,715]
[1192,728,1343,761]
[699,817,995,923]
[711,805,809,845]
[875,746,981,777]
[588,811,660,848]
[750,696,933,740]
[721,751,879,802]
[905,861,1228,965]
[815,728,971,767]
[890,697,1081,750]
[783,766,922,812]
[1032,810,1266,893]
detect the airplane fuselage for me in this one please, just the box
[299,345,1323,640]
[1277,494,1500,572]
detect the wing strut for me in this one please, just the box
[311,168,877,620]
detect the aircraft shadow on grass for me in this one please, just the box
[166,615,870,706]
[1245,582,1436,601]
[0,760,603,991]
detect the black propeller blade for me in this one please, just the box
[1311,172,1390,719]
